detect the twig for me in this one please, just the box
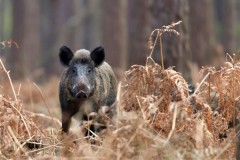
[0,39,19,49]
[213,141,231,160]
[15,135,34,154]
[0,59,17,101]
[193,72,210,95]
[26,143,63,154]
[83,124,101,139]
[17,84,21,97]
[208,74,211,104]
[226,53,233,62]
[159,36,164,69]
[118,129,138,159]
[164,104,178,146]
[116,82,122,160]
[232,54,236,128]
[7,126,31,159]
[4,98,31,138]
[147,21,181,67]
[136,96,146,120]
[148,30,159,60]
[150,97,164,124]
[116,82,122,118]
[33,83,59,130]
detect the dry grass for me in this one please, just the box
[0,23,239,159]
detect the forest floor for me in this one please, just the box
[0,23,239,159]
[0,53,239,160]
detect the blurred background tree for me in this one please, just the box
[189,0,215,67]
[151,0,191,80]
[0,0,239,82]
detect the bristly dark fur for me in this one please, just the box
[90,46,105,67]
[59,46,74,66]
[59,46,117,134]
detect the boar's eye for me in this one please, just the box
[70,67,77,75]
[87,67,93,75]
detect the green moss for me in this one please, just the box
[236,22,240,48]
[3,0,12,39]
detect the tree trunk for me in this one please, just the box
[80,0,102,50]
[102,0,128,71]
[152,0,191,81]
[22,0,41,79]
[189,0,215,67]
[10,0,41,79]
[221,0,236,53]
[50,0,74,75]
[9,0,25,78]
[128,0,151,68]
[40,0,56,76]
[73,0,88,50]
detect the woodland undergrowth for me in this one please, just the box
[0,23,239,159]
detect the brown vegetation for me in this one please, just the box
[0,23,239,159]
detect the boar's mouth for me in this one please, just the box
[75,90,94,99]
[68,86,94,100]
[76,91,88,99]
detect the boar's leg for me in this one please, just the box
[62,111,72,133]
[61,100,82,133]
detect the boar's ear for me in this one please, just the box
[90,46,105,67]
[59,46,74,66]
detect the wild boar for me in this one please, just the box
[59,46,117,133]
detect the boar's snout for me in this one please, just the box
[76,91,87,99]
[72,83,93,99]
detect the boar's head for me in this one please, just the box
[59,46,105,100]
